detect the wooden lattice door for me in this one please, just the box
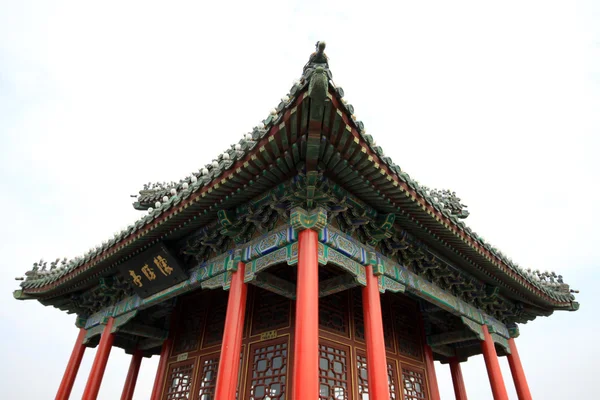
[243,336,290,399]
[163,359,196,400]
[196,353,220,400]
[318,339,352,400]
[161,284,436,400]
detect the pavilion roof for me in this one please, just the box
[14,44,577,312]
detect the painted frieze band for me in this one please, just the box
[322,226,512,342]
[82,221,511,352]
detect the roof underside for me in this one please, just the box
[15,52,578,320]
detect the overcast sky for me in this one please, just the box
[1,1,598,399]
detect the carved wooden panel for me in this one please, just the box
[319,341,350,400]
[390,298,422,360]
[165,361,195,400]
[319,291,349,336]
[202,290,228,348]
[401,367,428,400]
[246,338,289,400]
[381,297,395,352]
[352,289,366,342]
[196,354,219,400]
[251,288,291,336]
[173,294,208,355]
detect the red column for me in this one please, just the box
[214,262,248,400]
[55,328,87,400]
[481,325,509,400]
[150,306,180,400]
[449,357,468,400]
[82,318,115,400]
[120,350,143,400]
[362,265,390,400]
[150,336,174,400]
[292,229,320,399]
[507,338,533,400]
[423,345,441,400]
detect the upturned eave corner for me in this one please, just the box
[13,289,34,300]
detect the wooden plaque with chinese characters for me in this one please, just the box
[118,243,188,298]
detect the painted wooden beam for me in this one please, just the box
[253,273,296,300]
[428,330,477,346]
[118,323,168,340]
[431,344,455,358]
[319,274,358,298]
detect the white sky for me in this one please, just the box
[1,1,598,398]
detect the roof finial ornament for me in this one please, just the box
[303,41,329,73]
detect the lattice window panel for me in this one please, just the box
[203,291,227,347]
[355,353,400,399]
[391,301,419,338]
[197,355,219,400]
[251,288,291,336]
[319,342,349,400]
[352,289,366,342]
[352,289,394,351]
[356,353,369,400]
[387,361,400,399]
[173,295,208,355]
[319,291,349,336]
[247,340,288,399]
[381,297,395,351]
[401,367,428,400]
[390,300,422,359]
[165,362,195,400]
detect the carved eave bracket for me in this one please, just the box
[290,206,327,233]
[508,323,520,338]
[487,324,512,355]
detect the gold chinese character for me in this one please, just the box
[141,264,156,280]
[129,270,143,287]
[153,255,174,276]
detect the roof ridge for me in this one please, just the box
[15,42,578,307]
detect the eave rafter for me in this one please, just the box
[315,94,575,309]
[16,92,311,299]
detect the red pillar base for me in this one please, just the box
[450,357,468,400]
[481,325,509,400]
[82,318,115,400]
[56,328,87,400]
[292,229,320,399]
[507,338,533,400]
[214,262,248,400]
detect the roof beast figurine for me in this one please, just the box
[303,41,329,72]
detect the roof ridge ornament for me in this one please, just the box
[422,186,470,219]
[303,41,329,73]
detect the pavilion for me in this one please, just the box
[14,43,579,400]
